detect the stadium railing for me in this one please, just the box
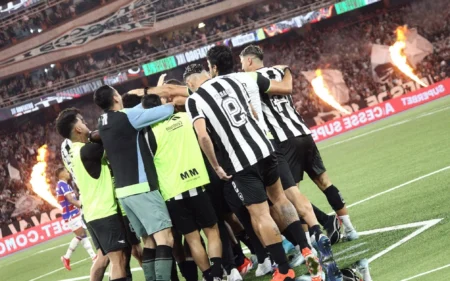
[0,0,335,107]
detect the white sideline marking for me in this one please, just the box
[345,166,450,210]
[58,267,142,281]
[320,105,450,150]
[362,219,443,263]
[400,263,450,281]
[29,257,90,281]
[336,249,369,262]
[333,242,367,257]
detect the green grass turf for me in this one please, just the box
[1,96,449,281]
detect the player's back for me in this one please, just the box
[70,142,117,223]
[150,112,209,200]
[256,67,311,142]
[187,73,273,174]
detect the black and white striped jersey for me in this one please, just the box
[61,138,78,185]
[186,72,274,174]
[257,67,311,142]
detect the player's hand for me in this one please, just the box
[215,166,231,181]
[273,65,290,72]
[128,89,145,96]
[157,74,167,86]
[170,96,187,106]
[89,130,102,143]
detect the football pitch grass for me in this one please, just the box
[1,96,450,281]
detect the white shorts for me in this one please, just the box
[67,216,86,232]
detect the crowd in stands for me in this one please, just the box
[1,0,450,230]
[0,0,313,104]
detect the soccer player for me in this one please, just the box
[56,108,128,281]
[94,85,174,281]
[239,44,358,242]
[142,93,224,281]
[61,138,143,280]
[184,45,322,281]
[55,167,96,270]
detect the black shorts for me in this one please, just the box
[204,162,232,220]
[272,140,297,190]
[123,215,141,246]
[87,214,128,255]
[278,135,326,183]
[166,190,218,235]
[84,215,100,250]
[224,153,279,212]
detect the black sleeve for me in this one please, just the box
[256,72,271,94]
[80,143,104,179]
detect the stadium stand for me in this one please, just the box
[0,0,449,234]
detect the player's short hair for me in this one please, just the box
[55,166,66,179]
[56,108,81,139]
[207,45,234,74]
[183,64,204,81]
[240,45,264,60]
[164,79,184,85]
[94,85,116,110]
[142,94,162,109]
[122,93,142,108]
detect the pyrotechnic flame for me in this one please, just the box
[389,26,428,87]
[311,69,350,114]
[29,145,61,209]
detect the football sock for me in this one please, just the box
[310,225,322,243]
[142,248,156,281]
[304,231,313,248]
[111,278,127,281]
[202,268,212,281]
[125,246,132,281]
[210,257,223,279]
[235,231,255,254]
[171,259,179,281]
[64,236,81,259]
[323,185,345,211]
[283,221,310,251]
[155,245,173,281]
[232,242,245,267]
[181,259,198,281]
[218,221,236,274]
[339,215,355,232]
[80,237,96,258]
[312,204,331,226]
[266,242,290,274]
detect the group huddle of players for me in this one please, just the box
[54,45,369,281]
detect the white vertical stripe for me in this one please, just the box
[188,188,198,197]
[193,93,245,172]
[205,81,259,168]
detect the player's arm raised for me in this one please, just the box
[125,103,174,129]
[129,84,189,98]
[253,68,293,96]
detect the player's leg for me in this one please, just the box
[305,135,358,241]
[191,191,223,280]
[61,234,81,270]
[91,249,110,281]
[86,219,109,281]
[122,215,143,267]
[120,195,159,281]
[90,214,128,281]
[73,218,97,259]
[227,164,294,280]
[223,181,272,277]
[132,191,174,281]
[166,197,212,280]
[182,239,199,281]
